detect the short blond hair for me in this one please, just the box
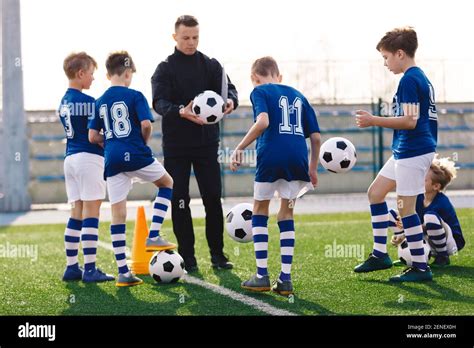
[251,56,280,77]
[430,154,458,191]
[63,52,97,80]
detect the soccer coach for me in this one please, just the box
[151,15,239,272]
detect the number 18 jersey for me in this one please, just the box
[88,86,155,179]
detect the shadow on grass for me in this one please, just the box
[62,278,182,316]
[363,276,474,308]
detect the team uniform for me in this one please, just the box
[58,88,107,281]
[59,88,106,203]
[88,86,173,281]
[367,66,438,274]
[251,84,320,200]
[245,83,319,293]
[389,193,465,258]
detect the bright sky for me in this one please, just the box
[19,0,474,109]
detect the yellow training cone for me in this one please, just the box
[130,206,154,275]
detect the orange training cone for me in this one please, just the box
[130,206,154,275]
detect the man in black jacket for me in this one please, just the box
[151,15,238,272]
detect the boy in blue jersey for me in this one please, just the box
[88,51,176,287]
[354,27,438,282]
[231,57,321,296]
[59,52,114,283]
[390,155,465,267]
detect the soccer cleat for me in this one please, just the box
[272,279,294,297]
[354,253,393,273]
[184,257,199,273]
[430,254,450,267]
[241,274,271,292]
[145,236,176,252]
[393,259,407,267]
[211,254,233,270]
[116,273,143,287]
[62,265,84,281]
[389,266,433,282]
[82,268,115,283]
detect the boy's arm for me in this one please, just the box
[309,132,321,187]
[88,129,104,145]
[356,103,418,130]
[141,120,152,144]
[230,113,269,171]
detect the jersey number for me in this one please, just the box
[60,104,74,139]
[279,96,303,136]
[428,83,438,121]
[99,102,131,139]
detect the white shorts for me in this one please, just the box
[254,179,313,201]
[64,152,106,203]
[378,152,435,196]
[424,219,458,256]
[107,159,166,205]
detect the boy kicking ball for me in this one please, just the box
[354,27,438,282]
[231,57,321,296]
[88,51,176,287]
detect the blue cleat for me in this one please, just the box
[62,265,84,281]
[82,268,115,283]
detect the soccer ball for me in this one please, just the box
[319,137,357,173]
[398,240,431,266]
[225,203,253,243]
[192,90,225,124]
[149,250,185,283]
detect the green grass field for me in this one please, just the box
[0,209,473,316]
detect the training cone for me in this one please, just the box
[130,206,154,275]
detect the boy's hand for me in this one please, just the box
[223,99,234,115]
[230,149,243,172]
[391,234,405,247]
[355,110,375,128]
[179,101,204,125]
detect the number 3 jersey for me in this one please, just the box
[58,88,104,158]
[250,84,320,183]
[88,86,155,179]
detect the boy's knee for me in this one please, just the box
[424,211,441,225]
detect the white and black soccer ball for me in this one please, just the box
[192,90,225,124]
[319,137,357,173]
[225,203,253,243]
[149,250,185,283]
[398,240,431,266]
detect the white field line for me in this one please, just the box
[96,240,297,316]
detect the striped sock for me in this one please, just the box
[111,224,129,274]
[82,218,99,272]
[424,212,448,257]
[64,218,82,268]
[370,202,389,258]
[402,214,427,271]
[278,220,295,282]
[252,215,269,278]
[388,209,404,236]
[149,188,172,239]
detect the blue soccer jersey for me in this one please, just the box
[88,86,155,178]
[416,192,465,250]
[250,84,320,183]
[58,88,104,157]
[391,67,438,159]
